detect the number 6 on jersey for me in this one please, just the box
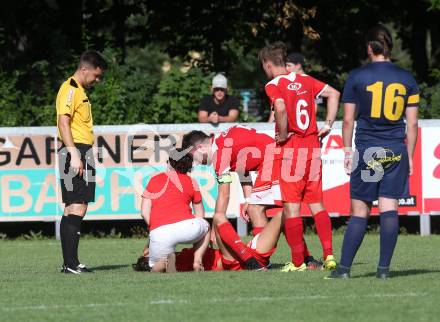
[296,99,310,130]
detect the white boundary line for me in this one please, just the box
[0,292,428,312]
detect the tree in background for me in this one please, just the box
[0,0,439,126]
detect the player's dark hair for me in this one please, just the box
[181,130,210,150]
[258,42,287,67]
[79,50,107,70]
[286,52,305,67]
[132,256,151,272]
[169,148,193,174]
[365,25,393,58]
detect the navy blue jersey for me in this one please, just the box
[342,61,419,148]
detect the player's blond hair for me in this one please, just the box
[258,42,287,67]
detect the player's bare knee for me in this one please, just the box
[309,202,325,215]
[351,199,371,217]
[65,203,87,217]
[248,205,268,226]
[212,214,228,226]
[378,197,398,213]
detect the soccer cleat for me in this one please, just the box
[376,267,390,279]
[245,257,266,271]
[323,255,337,270]
[77,264,93,273]
[62,266,82,274]
[325,266,350,279]
[304,256,323,270]
[324,269,350,280]
[280,262,307,272]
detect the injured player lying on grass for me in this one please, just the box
[133,212,285,272]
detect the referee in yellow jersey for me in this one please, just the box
[56,51,106,274]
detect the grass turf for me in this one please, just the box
[1,235,440,322]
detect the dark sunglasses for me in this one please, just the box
[213,87,226,92]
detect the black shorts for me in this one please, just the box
[58,143,96,205]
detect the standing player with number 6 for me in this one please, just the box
[328,25,419,279]
[259,42,340,272]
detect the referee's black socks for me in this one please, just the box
[60,214,83,268]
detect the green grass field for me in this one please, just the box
[1,235,440,322]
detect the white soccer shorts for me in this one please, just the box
[249,184,281,205]
[149,218,209,268]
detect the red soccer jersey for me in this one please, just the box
[265,72,327,138]
[142,171,202,231]
[175,247,222,272]
[212,125,276,176]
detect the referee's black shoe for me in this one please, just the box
[61,264,92,274]
[61,265,82,274]
[77,264,93,273]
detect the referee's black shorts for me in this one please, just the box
[58,143,96,205]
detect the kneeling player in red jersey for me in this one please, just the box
[140,148,211,272]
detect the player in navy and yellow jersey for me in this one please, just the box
[328,25,419,279]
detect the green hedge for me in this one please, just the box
[0,45,439,127]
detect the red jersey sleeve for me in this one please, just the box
[311,77,328,98]
[265,83,284,106]
[191,179,202,203]
[142,173,170,200]
[142,175,160,199]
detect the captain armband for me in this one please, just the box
[217,173,233,185]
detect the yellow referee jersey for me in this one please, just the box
[56,77,94,145]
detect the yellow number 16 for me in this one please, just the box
[366,81,406,121]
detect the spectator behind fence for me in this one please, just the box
[198,74,240,124]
